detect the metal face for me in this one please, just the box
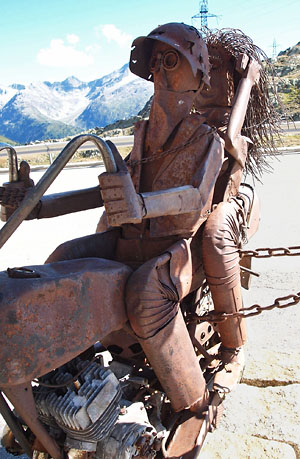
[195,43,235,108]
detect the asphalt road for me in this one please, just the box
[1,120,299,159]
[0,152,299,457]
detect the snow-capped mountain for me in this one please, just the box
[76,64,153,129]
[0,64,153,143]
[0,85,20,109]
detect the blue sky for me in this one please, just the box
[0,0,299,86]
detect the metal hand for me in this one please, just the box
[99,141,144,226]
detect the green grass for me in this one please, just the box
[276,133,300,147]
[0,145,132,169]
[0,135,18,145]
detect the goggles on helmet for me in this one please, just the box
[149,49,181,73]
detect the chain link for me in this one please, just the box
[188,291,300,324]
[240,246,300,258]
[127,128,217,167]
[188,245,300,324]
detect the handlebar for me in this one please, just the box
[0,143,18,182]
[0,134,117,250]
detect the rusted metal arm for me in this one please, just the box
[140,186,206,218]
[0,135,116,250]
[224,58,260,166]
[35,186,103,219]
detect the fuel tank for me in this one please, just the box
[0,257,131,386]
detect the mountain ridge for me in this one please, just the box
[0,64,153,143]
[1,40,299,144]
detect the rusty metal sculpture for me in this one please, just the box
[0,23,288,459]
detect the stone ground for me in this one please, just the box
[202,154,300,458]
[0,154,299,458]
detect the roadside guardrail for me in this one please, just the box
[0,135,299,175]
[0,135,134,162]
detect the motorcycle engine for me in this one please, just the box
[33,356,161,458]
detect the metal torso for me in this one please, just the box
[114,114,223,268]
[128,115,221,236]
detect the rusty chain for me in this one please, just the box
[188,291,300,324]
[127,127,217,167]
[188,245,300,324]
[240,246,300,258]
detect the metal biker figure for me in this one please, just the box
[194,28,281,394]
[44,22,261,454]
[0,23,280,457]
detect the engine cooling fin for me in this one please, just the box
[33,358,122,449]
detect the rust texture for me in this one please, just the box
[0,258,131,386]
[0,22,280,458]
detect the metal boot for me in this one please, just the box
[209,282,246,392]
[139,309,213,456]
[210,282,247,349]
[140,308,208,413]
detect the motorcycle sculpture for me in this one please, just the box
[0,131,241,459]
[0,24,283,458]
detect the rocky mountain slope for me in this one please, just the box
[0,64,153,144]
[273,41,300,120]
[0,40,298,145]
[92,41,300,139]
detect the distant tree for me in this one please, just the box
[286,84,300,106]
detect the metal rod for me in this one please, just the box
[4,383,62,459]
[0,135,117,250]
[0,392,32,457]
[0,144,18,182]
[240,265,260,277]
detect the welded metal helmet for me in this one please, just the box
[130,22,210,88]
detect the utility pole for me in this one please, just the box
[272,39,278,59]
[192,0,219,30]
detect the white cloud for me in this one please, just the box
[96,24,132,48]
[85,43,101,54]
[66,34,80,45]
[37,37,94,68]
